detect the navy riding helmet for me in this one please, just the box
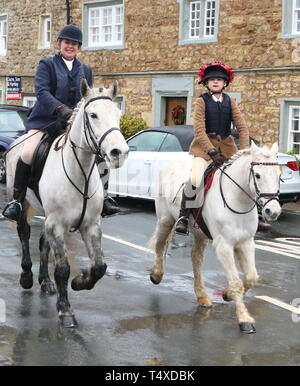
[57,24,83,44]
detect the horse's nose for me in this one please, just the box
[265,208,271,216]
[110,148,122,158]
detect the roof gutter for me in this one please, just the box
[65,0,71,24]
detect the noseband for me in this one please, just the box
[219,161,280,215]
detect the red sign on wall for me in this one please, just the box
[6,76,22,100]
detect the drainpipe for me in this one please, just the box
[66,0,71,24]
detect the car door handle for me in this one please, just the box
[144,161,152,165]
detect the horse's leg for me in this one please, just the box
[17,206,33,289]
[38,231,56,295]
[149,217,175,285]
[214,237,256,334]
[191,232,212,307]
[235,238,258,294]
[45,220,76,327]
[71,222,107,291]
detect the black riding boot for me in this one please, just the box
[2,158,31,222]
[175,187,196,236]
[101,196,120,217]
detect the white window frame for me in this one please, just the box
[0,14,8,56]
[288,105,300,156]
[39,14,51,49]
[114,95,125,114]
[85,2,124,49]
[292,0,300,34]
[23,96,37,108]
[179,0,219,45]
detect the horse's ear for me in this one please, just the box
[108,80,118,99]
[81,78,91,98]
[250,139,259,151]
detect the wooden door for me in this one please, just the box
[165,97,187,126]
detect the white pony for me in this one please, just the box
[5,80,129,327]
[149,141,281,333]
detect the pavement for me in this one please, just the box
[281,200,300,214]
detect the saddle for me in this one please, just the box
[27,122,67,203]
[191,163,218,240]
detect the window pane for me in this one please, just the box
[160,134,182,152]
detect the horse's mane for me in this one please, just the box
[224,148,251,167]
[69,99,84,125]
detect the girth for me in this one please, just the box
[191,163,217,240]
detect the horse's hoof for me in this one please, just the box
[20,271,33,289]
[222,289,233,302]
[59,314,78,328]
[40,279,56,295]
[150,274,162,285]
[239,322,256,334]
[197,297,213,308]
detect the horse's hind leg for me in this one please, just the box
[215,237,256,334]
[45,220,76,327]
[17,207,33,289]
[191,231,212,307]
[38,231,56,295]
[149,217,175,285]
[71,222,107,291]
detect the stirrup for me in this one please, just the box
[2,200,23,222]
[175,216,189,236]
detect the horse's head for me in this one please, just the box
[249,141,281,223]
[80,79,129,169]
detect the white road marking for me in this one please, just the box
[255,295,300,315]
[255,237,300,259]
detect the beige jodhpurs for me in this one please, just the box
[21,130,44,165]
[191,156,212,188]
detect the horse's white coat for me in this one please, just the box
[150,141,281,328]
[5,81,129,324]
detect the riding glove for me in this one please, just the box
[208,149,226,167]
[56,104,73,121]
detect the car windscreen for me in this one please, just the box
[0,111,27,132]
[128,131,167,151]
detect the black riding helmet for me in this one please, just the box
[57,24,83,45]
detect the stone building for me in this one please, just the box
[1,0,300,154]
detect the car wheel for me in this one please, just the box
[0,152,6,183]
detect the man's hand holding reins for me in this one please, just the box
[208,149,226,167]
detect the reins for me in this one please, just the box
[218,161,280,215]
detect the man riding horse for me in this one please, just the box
[2,24,119,222]
[175,61,271,235]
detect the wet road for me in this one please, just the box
[0,184,300,366]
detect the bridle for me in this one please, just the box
[219,161,280,215]
[59,95,121,232]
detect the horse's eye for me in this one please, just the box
[90,113,98,119]
[255,173,261,179]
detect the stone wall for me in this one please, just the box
[0,0,300,146]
